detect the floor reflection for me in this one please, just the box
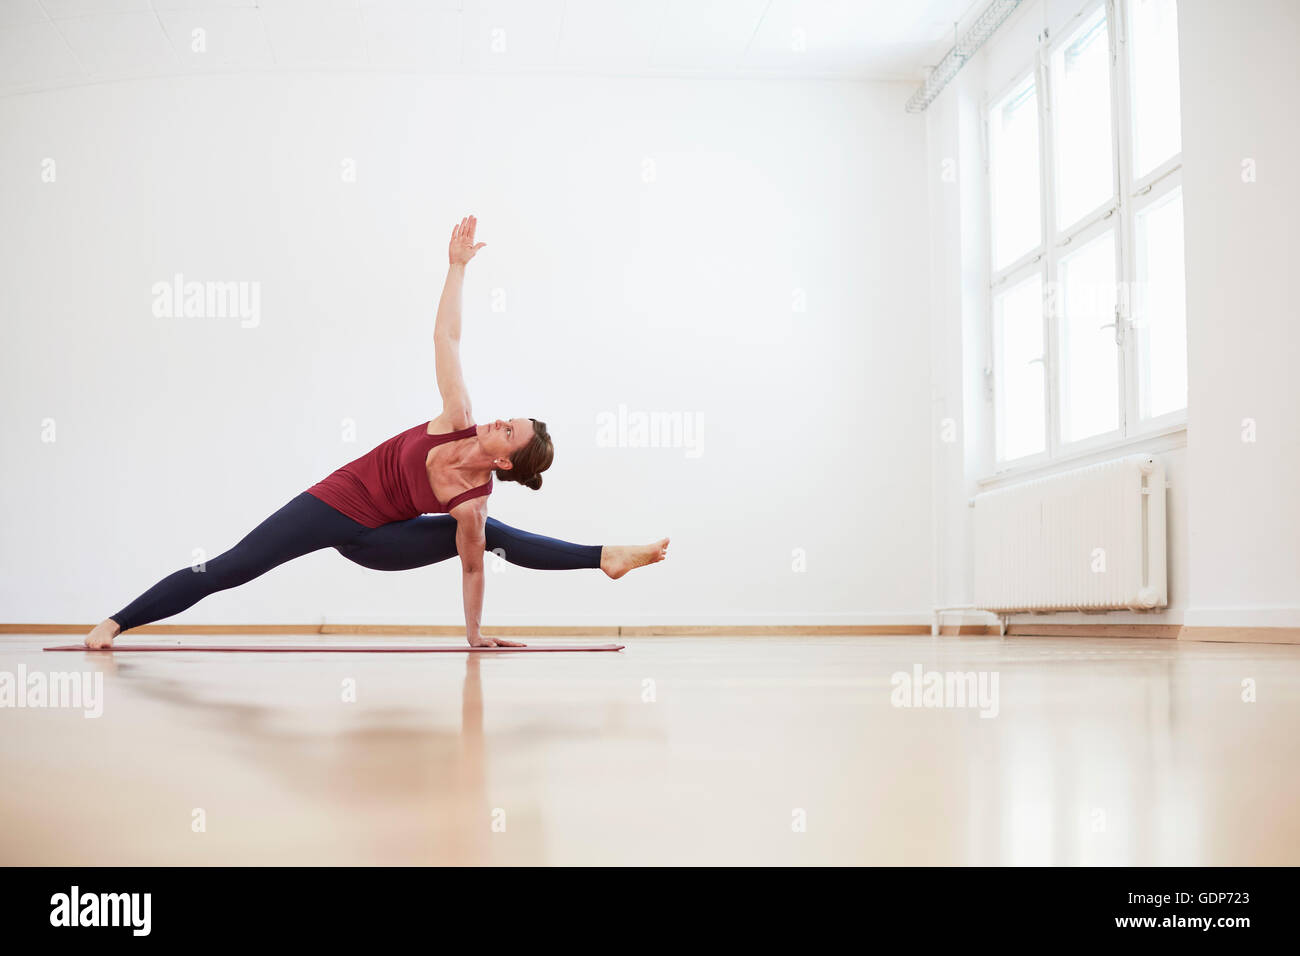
[1,635,1299,864]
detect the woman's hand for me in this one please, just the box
[468,634,528,648]
[448,215,486,266]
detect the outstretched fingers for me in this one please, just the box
[449,216,485,262]
[469,636,528,648]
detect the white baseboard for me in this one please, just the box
[317,611,937,627]
[1183,607,1300,628]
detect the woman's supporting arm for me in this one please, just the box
[451,497,525,648]
[434,216,486,426]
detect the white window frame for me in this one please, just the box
[984,0,1186,478]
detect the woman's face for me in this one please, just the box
[483,418,535,468]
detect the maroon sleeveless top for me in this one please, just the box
[305,422,492,528]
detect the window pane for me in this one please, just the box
[1130,0,1182,177]
[1056,230,1120,443]
[990,75,1041,270]
[1051,6,1114,229]
[994,274,1046,461]
[1134,189,1187,417]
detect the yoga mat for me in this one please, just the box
[45,644,625,653]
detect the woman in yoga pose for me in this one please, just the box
[85,215,668,649]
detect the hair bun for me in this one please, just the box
[525,474,543,491]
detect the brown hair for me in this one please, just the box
[495,418,553,491]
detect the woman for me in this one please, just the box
[85,215,668,649]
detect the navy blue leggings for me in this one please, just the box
[111,491,603,633]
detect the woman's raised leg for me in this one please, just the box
[336,514,667,577]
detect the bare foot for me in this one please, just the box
[85,618,121,649]
[600,538,669,580]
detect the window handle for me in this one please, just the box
[1098,321,1123,345]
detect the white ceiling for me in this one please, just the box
[0,0,976,95]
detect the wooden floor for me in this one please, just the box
[2,633,1298,865]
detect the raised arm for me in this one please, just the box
[434,215,486,428]
[450,497,525,648]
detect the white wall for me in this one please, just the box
[925,0,1297,630]
[0,71,934,627]
[1178,0,1300,628]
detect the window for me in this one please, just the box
[1129,0,1182,178]
[1134,188,1186,418]
[994,274,1047,461]
[990,75,1042,271]
[1057,230,1119,443]
[1051,6,1113,229]
[986,0,1185,467]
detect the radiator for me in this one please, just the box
[971,454,1168,613]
